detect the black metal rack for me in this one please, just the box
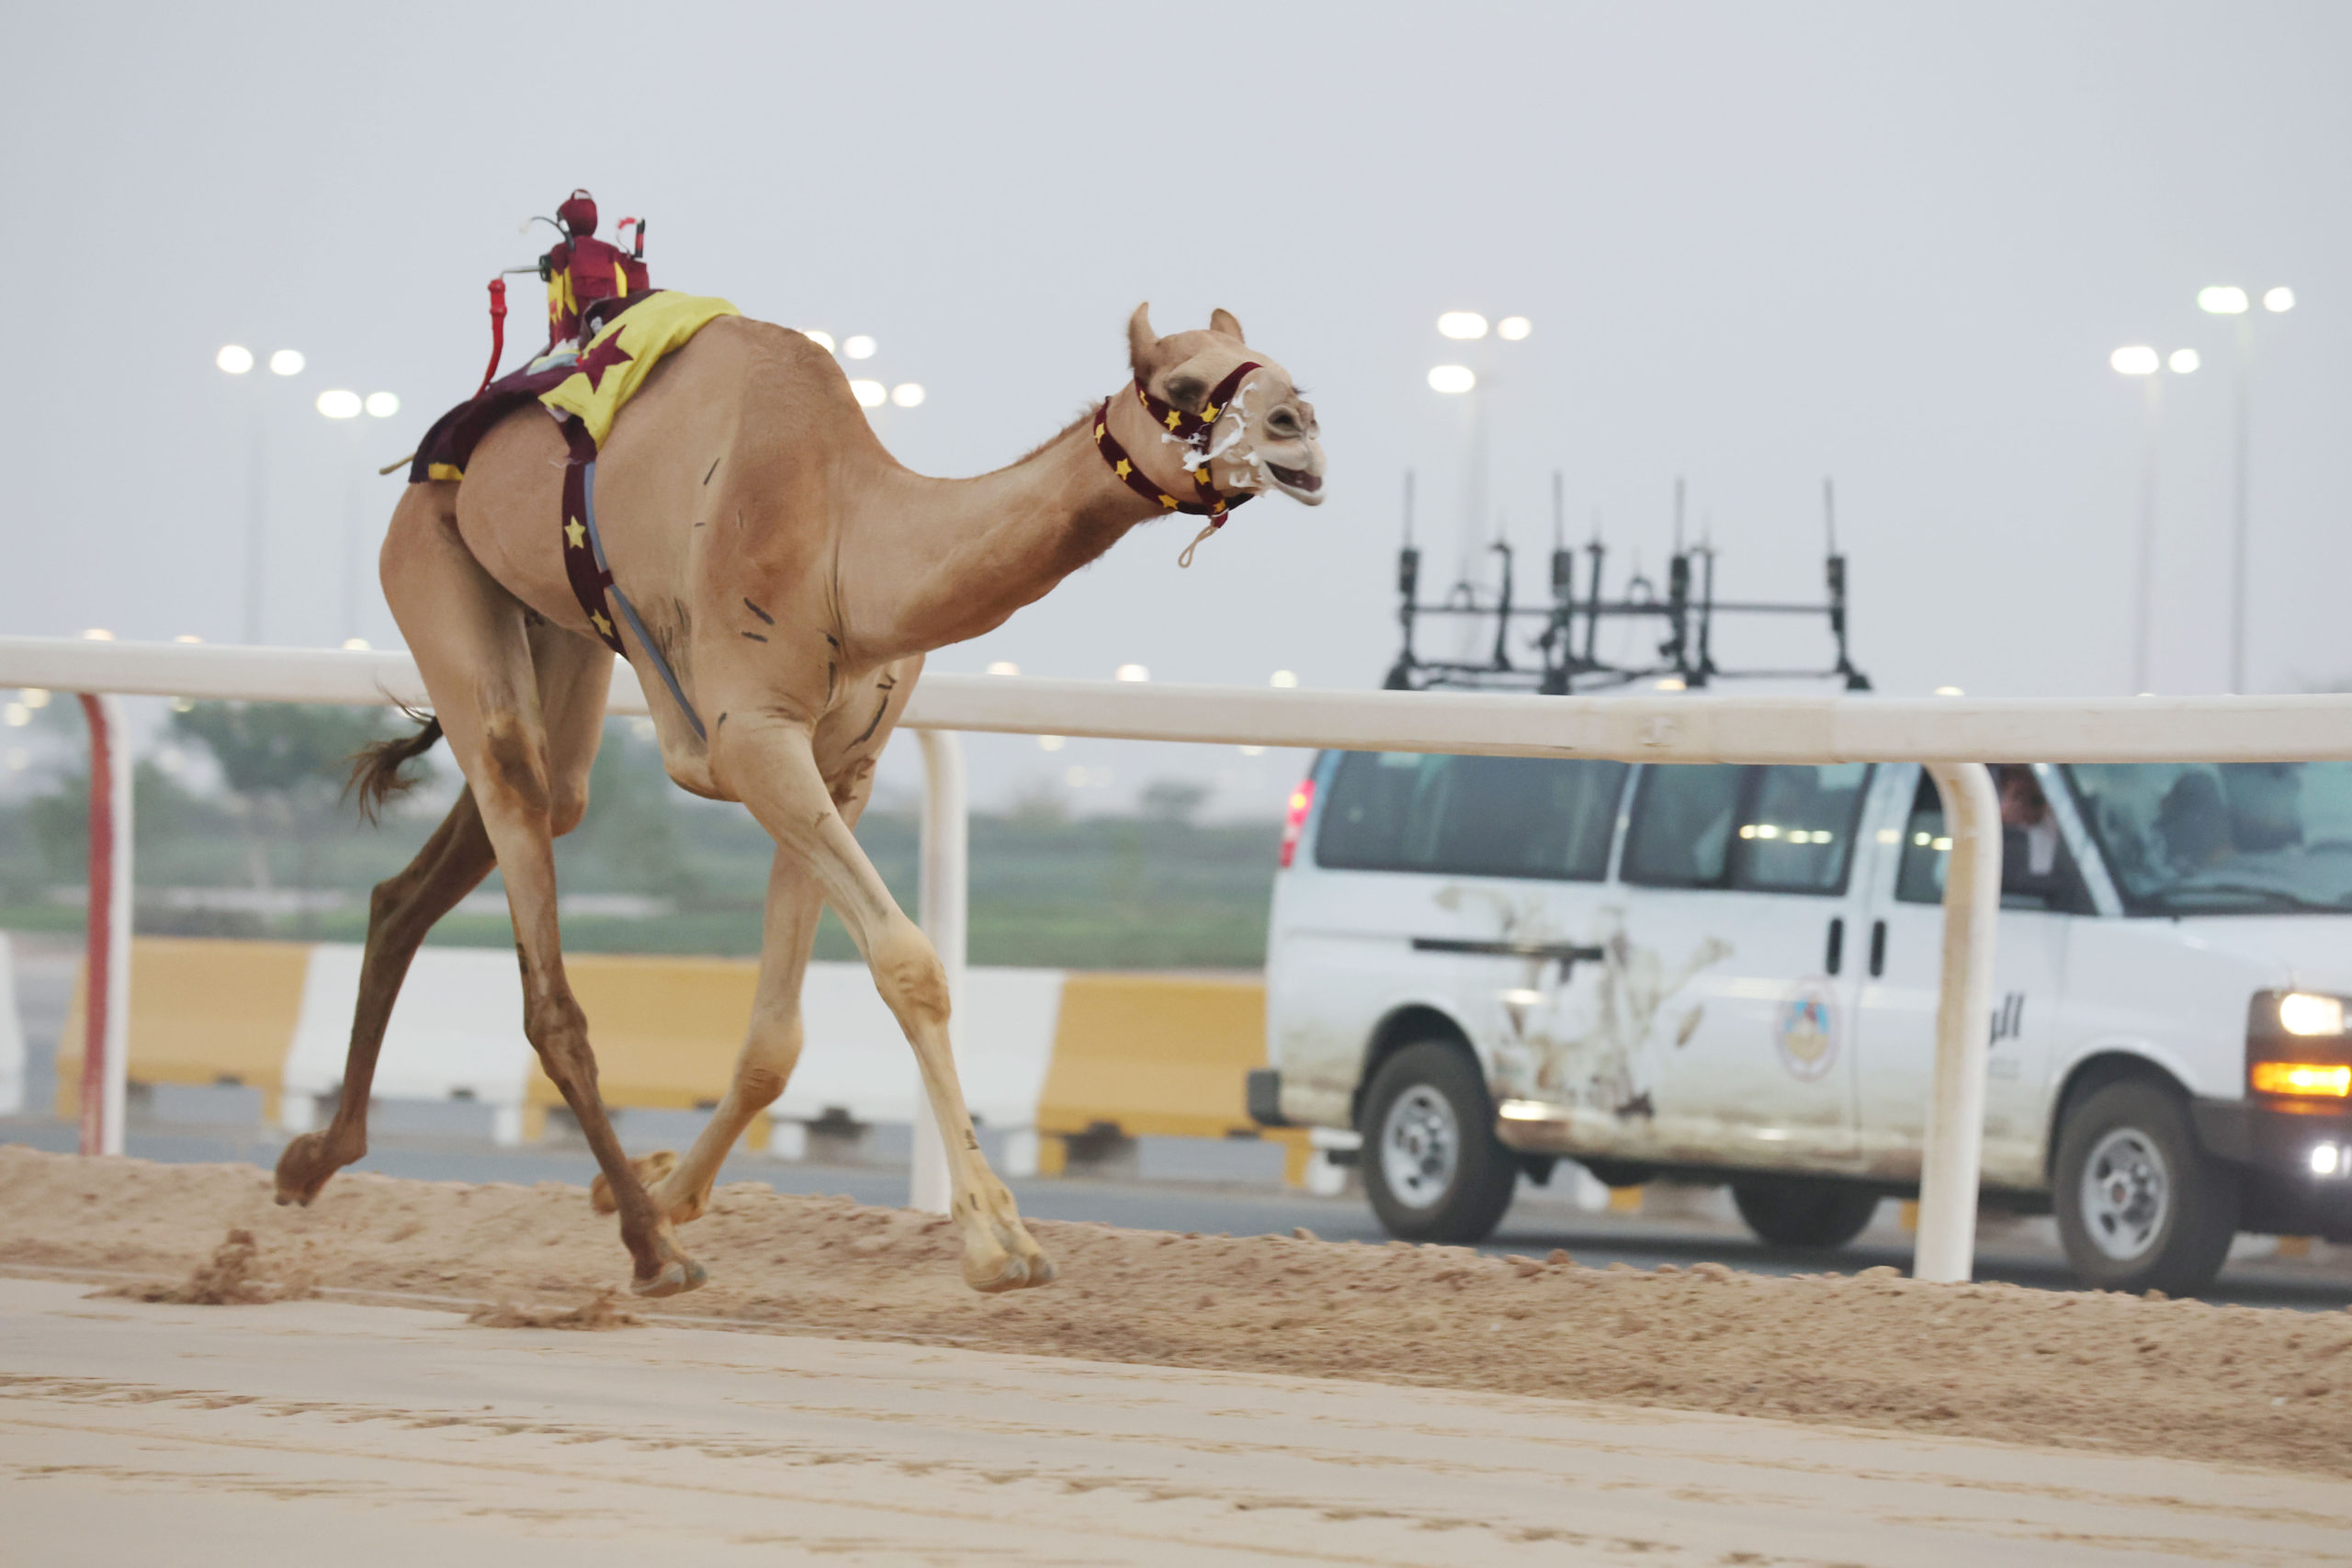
[1384,474,1870,695]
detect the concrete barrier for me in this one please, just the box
[46,939,1284,1178]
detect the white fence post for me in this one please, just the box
[909,729,968,1213]
[74,692,131,1157]
[1913,761,2000,1283]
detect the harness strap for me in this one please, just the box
[1091,359,1265,525]
[560,422,707,740]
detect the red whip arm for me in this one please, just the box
[475,276,510,395]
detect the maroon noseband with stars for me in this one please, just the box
[1091,360,1264,525]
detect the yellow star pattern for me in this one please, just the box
[1159,494,1179,509]
[1164,410,1182,431]
[1114,458,1133,479]
[564,516,587,549]
[591,610,613,637]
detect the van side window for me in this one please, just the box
[1624,763,1871,894]
[1897,768,2095,911]
[1314,752,1629,881]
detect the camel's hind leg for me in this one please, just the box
[379,494,700,1296]
[273,787,495,1205]
[711,708,1052,1293]
[597,860,821,1224]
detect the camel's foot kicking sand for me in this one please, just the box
[316,303,1322,1297]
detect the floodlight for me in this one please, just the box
[2167,349,2200,374]
[316,389,363,419]
[216,344,254,375]
[1428,364,1476,394]
[1114,664,1149,682]
[2265,287,2296,313]
[1437,311,1488,341]
[269,349,306,376]
[365,391,400,417]
[2110,346,2159,376]
[890,382,925,407]
[803,330,837,352]
[1498,316,1532,341]
[2198,286,2249,315]
[844,334,876,360]
[849,379,888,408]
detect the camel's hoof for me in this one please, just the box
[629,1257,709,1299]
[590,1150,679,1216]
[272,1133,340,1208]
[962,1251,1033,1295]
[1023,1251,1059,1287]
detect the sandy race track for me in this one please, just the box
[4,1146,2351,1563]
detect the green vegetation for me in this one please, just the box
[0,708,1282,970]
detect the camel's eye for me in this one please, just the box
[1163,374,1206,412]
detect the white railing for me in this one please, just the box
[7,634,2349,1284]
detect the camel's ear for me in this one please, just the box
[1209,307,1246,343]
[1127,302,1159,375]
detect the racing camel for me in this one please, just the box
[271,305,1328,1296]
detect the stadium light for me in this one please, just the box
[1498,316,1532,341]
[1428,364,1476,394]
[269,349,306,376]
[2109,345,2159,376]
[890,383,925,408]
[216,344,254,375]
[316,389,363,419]
[1437,311,1488,341]
[844,334,877,360]
[849,379,888,408]
[2264,287,2296,313]
[2167,349,2200,374]
[2198,287,2249,316]
[365,391,400,418]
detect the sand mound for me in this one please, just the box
[4,1145,2346,1477]
[99,1225,314,1305]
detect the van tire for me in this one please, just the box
[2053,1079,2238,1297]
[1360,1043,1518,1244]
[1730,1178,1879,1250]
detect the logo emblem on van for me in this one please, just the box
[1774,982,1840,1082]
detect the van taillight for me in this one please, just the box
[1279,777,1316,869]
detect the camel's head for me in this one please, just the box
[1126,303,1326,507]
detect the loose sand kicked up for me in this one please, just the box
[3,1145,2346,1477]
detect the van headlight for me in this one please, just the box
[2248,991,2352,1100]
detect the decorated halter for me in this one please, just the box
[1091,360,1263,566]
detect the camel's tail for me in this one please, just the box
[346,708,443,825]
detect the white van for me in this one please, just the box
[1250,751,2352,1295]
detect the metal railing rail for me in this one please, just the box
[7,635,2348,1284]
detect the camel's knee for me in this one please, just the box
[869,919,950,1035]
[734,1016,804,1109]
[548,778,589,839]
[476,708,552,821]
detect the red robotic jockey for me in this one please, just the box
[538,189,649,351]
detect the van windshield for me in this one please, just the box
[2065,762,2352,916]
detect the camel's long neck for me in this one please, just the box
[839,404,1163,664]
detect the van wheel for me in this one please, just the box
[1730,1178,1879,1249]
[1361,1043,1518,1244]
[2053,1079,2238,1296]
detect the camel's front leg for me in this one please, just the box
[714,709,1054,1292]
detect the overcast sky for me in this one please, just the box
[6,3,2347,815]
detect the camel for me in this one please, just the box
[269,304,1327,1297]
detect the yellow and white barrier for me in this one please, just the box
[53,937,1294,1177]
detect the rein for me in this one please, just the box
[1091,360,1262,567]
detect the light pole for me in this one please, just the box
[2109,344,2200,693]
[2196,283,2294,693]
[1427,311,1532,606]
[317,388,404,645]
[219,345,307,644]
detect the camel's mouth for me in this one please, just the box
[1268,463,1323,497]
